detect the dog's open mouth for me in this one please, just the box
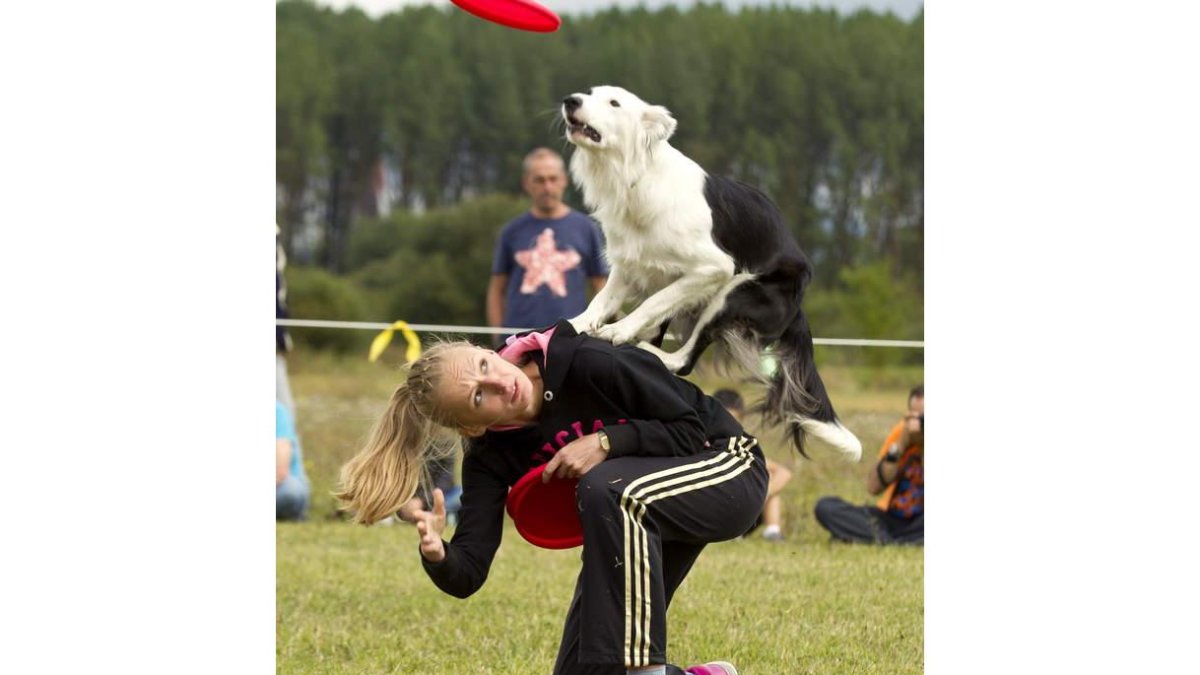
[566,114,602,142]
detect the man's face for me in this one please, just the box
[522,157,567,214]
[906,394,925,441]
[909,395,924,417]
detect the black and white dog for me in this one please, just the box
[561,85,861,460]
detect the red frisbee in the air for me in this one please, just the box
[505,464,582,549]
[450,0,561,33]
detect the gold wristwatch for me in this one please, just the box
[597,429,611,453]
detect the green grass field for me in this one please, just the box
[277,347,924,674]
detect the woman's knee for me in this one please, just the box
[576,468,623,517]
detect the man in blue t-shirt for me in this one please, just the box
[276,401,310,521]
[487,148,608,343]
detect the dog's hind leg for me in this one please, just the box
[646,319,673,348]
[639,319,718,376]
[636,272,756,374]
[673,326,718,377]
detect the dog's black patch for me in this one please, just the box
[678,175,838,454]
[703,175,811,295]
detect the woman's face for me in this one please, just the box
[436,346,541,435]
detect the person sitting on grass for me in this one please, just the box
[276,400,310,521]
[711,388,793,543]
[336,320,766,675]
[813,385,923,545]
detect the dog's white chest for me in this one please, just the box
[604,216,726,292]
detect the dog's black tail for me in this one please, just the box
[754,311,862,460]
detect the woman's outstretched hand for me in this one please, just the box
[413,488,447,563]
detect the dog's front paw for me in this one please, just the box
[568,313,604,335]
[595,319,642,346]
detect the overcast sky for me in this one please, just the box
[314,0,923,19]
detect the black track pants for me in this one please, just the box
[552,438,769,674]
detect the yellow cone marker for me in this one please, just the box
[368,321,422,363]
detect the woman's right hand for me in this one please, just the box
[413,488,447,563]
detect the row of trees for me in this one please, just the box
[277,0,924,279]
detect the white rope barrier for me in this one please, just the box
[276,319,924,349]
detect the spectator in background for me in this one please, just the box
[277,400,310,521]
[814,385,924,545]
[712,388,793,542]
[277,223,296,417]
[486,148,608,345]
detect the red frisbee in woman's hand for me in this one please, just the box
[505,464,582,549]
[450,0,561,32]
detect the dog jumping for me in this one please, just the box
[561,85,861,460]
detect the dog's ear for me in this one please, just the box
[641,105,677,143]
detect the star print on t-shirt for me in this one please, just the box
[513,228,582,297]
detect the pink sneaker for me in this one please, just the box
[686,662,738,675]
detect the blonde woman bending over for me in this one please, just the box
[337,320,766,675]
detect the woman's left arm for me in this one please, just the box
[591,348,707,458]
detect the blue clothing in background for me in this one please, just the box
[276,401,307,482]
[276,401,309,520]
[491,211,608,330]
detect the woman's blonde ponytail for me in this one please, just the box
[334,341,472,524]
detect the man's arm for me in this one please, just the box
[276,438,292,486]
[867,450,901,495]
[866,415,922,494]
